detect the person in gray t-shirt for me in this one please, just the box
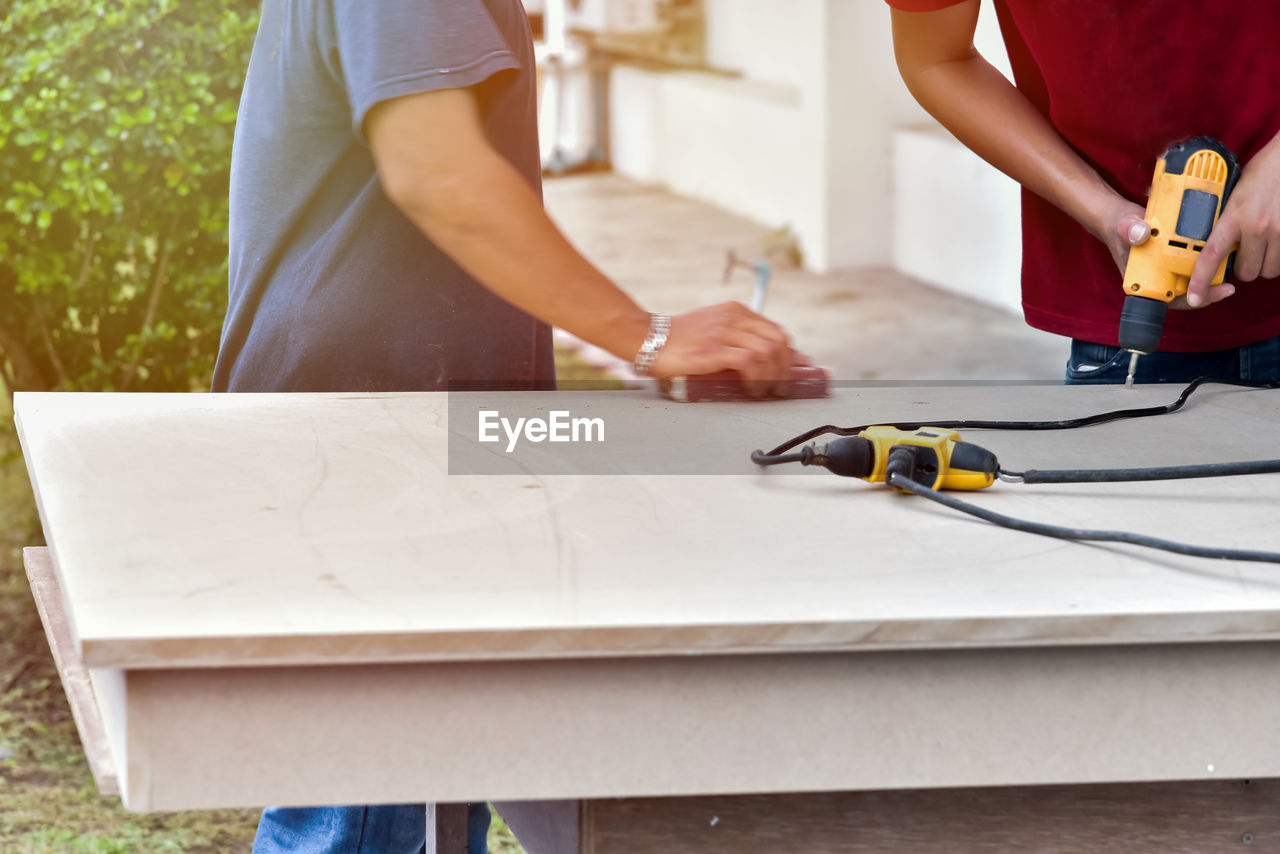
[215,0,804,396]
[219,1,806,852]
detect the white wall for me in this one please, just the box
[702,0,819,91]
[892,126,1022,314]
[603,0,1022,303]
[823,0,931,270]
[612,68,827,267]
[610,0,830,267]
[884,1,1022,312]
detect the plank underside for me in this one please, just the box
[580,781,1276,853]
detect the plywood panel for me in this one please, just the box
[15,386,1280,669]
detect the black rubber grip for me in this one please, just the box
[949,441,998,476]
[823,436,875,478]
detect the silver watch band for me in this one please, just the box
[633,312,671,376]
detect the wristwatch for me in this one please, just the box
[632,312,670,376]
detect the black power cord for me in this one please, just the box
[752,377,1280,564]
[1004,459,1280,484]
[889,473,1280,564]
[751,376,1280,466]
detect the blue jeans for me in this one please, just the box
[1065,336,1280,384]
[251,803,491,854]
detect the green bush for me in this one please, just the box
[0,0,259,394]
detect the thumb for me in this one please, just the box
[1117,214,1150,246]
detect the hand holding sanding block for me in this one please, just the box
[660,365,831,402]
[657,253,830,401]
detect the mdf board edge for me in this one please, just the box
[22,546,120,796]
[90,645,1280,810]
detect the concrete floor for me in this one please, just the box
[543,173,1067,382]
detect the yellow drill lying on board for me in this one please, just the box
[1118,137,1241,387]
[801,426,997,491]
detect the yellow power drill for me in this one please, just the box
[801,426,997,491]
[1118,137,1241,387]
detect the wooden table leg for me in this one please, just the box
[427,802,470,854]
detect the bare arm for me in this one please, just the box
[366,85,799,390]
[890,2,1235,309]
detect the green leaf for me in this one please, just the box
[0,0,260,393]
[213,99,237,123]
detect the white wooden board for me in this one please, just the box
[15,385,1280,669]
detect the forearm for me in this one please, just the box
[895,30,1122,241]
[368,85,795,384]
[388,148,650,362]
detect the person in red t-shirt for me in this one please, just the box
[887,0,1280,383]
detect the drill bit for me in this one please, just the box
[1124,351,1140,389]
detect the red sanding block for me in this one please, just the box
[659,365,831,402]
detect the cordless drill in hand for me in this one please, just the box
[1118,137,1241,387]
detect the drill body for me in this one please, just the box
[1118,137,1241,379]
[806,426,997,491]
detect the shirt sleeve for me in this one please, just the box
[329,0,522,141]
[884,0,971,11]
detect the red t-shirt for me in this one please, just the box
[887,0,1280,351]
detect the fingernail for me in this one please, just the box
[1128,222,1147,243]
[1186,293,1201,307]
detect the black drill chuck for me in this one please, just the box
[1117,295,1169,355]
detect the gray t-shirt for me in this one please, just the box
[212,0,553,392]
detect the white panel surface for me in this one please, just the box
[16,386,1280,670]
